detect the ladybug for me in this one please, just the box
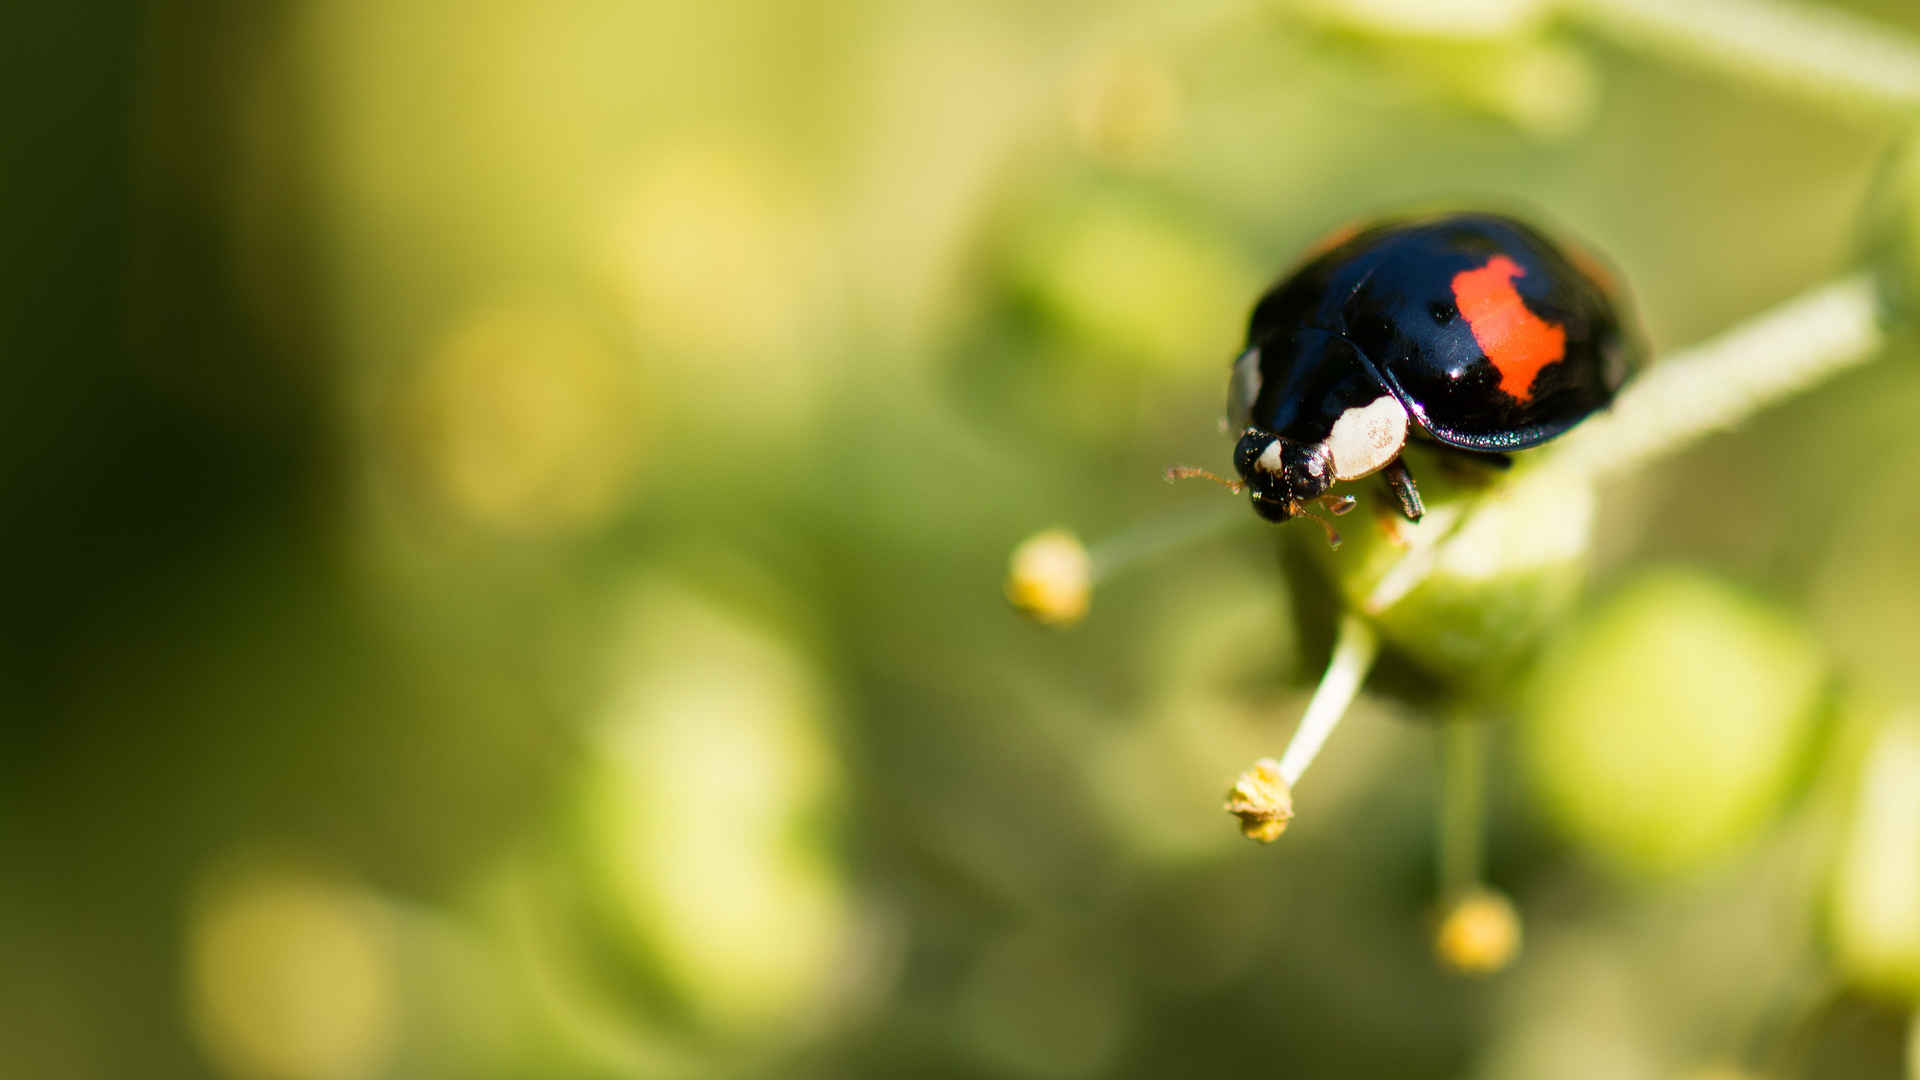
[1196,213,1638,532]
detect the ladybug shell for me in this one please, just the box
[1241,214,1638,452]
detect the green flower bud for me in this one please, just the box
[1301,445,1596,685]
[567,581,855,1036]
[1290,0,1596,136]
[1827,715,1920,1002]
[1003,191,1262,375]
[1517,569,1828,876]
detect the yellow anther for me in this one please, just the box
[1224,758,1294,843]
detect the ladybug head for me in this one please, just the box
[1234,429,1332,523]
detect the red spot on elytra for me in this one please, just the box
[1451,255,1565,403]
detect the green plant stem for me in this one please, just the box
[1276,613,1379,787]
[1438,717,1487,901]
[1088,500,1246,583]
[1540,272,1885,485]
[1565,0,1920,117]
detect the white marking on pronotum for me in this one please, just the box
[1325,395,1410,481]
[1228,347,1262,429]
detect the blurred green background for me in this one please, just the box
[6,0,1920,1077]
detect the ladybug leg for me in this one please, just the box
[1315,493,1357,516]
[1382,458,1425,522]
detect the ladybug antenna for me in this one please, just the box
[1163,465,1244,493]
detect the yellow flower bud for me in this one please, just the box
[1434,888,1522,975]
[1005,529,1093,627]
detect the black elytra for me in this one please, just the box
[1227,212,1640,525]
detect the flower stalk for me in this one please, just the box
[1275,613,1380,788]
[1432,716,1521,973]
[1566,0,1920,118]
[1438,716,1488,902]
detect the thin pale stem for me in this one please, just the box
[1539,272,1885,485]
[1277,613,1380,787]
[1566,0,1920,116]
[1438,717,1488,901]
[1087,499,1246,583]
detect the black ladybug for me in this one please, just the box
[1214,213,1638,529]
